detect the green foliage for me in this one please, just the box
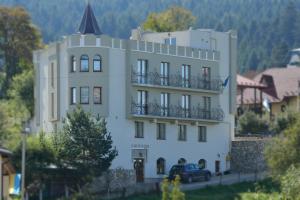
[143,6,196,32]
[265,113,300,176]
[0,6,41,96]
[170,175,185,200]
[280,165,300,200]
[57,106,118,185]
[161,177,170,200]
[237,112,269,134]
[273,112,298,134]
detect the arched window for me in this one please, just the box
[157,158,165,175]
[198,159,206,169]
[80,55,89,72]
[71,56,76,72]
[93,55,102,72]
[178,158,186,165]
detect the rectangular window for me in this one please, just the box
[164,37,176,45]
[157,123,166,140]
[198,126,207,142]
[137,59,147,84]
[160,62,169,85]
[181,95,191,117]
[71,56,76,72]
[160,92,169,116]
[203,96,211,119]
[178,124,187,141]
[51,92,54,119]
[202,67,211,89]
[93,87,102,104]
[80,55,89,72]
[80,87,89,104]
[135,121,144,138]
[70,87,76,104]
[137,90,148,114]
[51,63,54,88]
[181,64,191,87]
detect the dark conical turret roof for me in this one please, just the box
[78,3,102,35]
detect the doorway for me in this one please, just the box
[134,158,144,183]
[215,160,220,174]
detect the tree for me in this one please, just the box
[0,6,41,96]
[237,111,269,134]
[57,106,118,189]
[143,6,196,32]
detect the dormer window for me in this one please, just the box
[93,55,102,72]
[80,55,89,72]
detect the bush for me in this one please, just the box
[280,165,300,199]
[238,111,269,134]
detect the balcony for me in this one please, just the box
[131,71,223,93]
[131,101,224,122]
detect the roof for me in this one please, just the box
[78,3,102,35]
[237,68,300,105]
[237,74,266,88]
[0,147,12,157]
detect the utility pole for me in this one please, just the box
[21,122,30,200]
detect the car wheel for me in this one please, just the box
[188,176,193,183]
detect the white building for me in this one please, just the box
[33,4,237,181]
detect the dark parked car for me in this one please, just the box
[168,163,211,183]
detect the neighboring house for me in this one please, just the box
[287,48,300,68]
[237,67,300,118]
[33,3,237,181]
[0,147,15,200]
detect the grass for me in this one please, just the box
[121,178,281,200]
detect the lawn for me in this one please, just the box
[122,178,281,200]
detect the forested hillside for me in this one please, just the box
[1,0,300,72]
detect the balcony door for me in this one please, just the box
[202,67,211,89]
[137,59,147,84]
[160,62,169,86]
[181,64,191,88]
[203,96,211,119]
[137,90,148,115]
[161,93,169,116]
[182,95,191,117]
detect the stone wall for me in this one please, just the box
[231,138,271,173]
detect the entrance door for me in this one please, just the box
[134,158,144,183]
[215,160,220,174]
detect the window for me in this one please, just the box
[135,121,144,138]
[164,37,176,45]
[181,95,190,117]
[80,87,89,104]
[160,62,169,85]
[203,96,211,119]
[202,67,210,89]
[157,158,166,174]
[198,126,207,142]
[178,124,187,141]
[71,56,76,72]
[70,87,76,104]
[198,159,206,169]
[50,62,54,88]
[181,64,191,87]
[51,92,54,119]
[93,55,102,72]
[157,123,166,140]
[137,59,147,84]
[80,55,89,72]
[160,93,169,116]
[137,90,148,114]
[93,87,102,104]
[178,158,186,165]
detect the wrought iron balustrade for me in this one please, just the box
[131,70,222,92]
[131,101,224,121]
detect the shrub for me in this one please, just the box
[280,165,300,200]
[238,111,269,134]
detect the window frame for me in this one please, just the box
[134,121,144,138]
[198,126,207,142]
[80,87,89,104]
[178,124,187,141]
[93,87,102,104]
[157,123,166,140]
[157,158,166,175]
[80,55,89,72]
[93,55,102,72]
[71,56,76,72]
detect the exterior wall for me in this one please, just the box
[33,29,235,179]
[271,96,300,116]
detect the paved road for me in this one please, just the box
[180,172,267,191]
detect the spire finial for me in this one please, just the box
[78,1,102,35]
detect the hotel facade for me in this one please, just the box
[33,4,237,181]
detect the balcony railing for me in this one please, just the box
[131,70,223,92]
[131,101,224,121]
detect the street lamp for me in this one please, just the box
[21,121,30,200]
